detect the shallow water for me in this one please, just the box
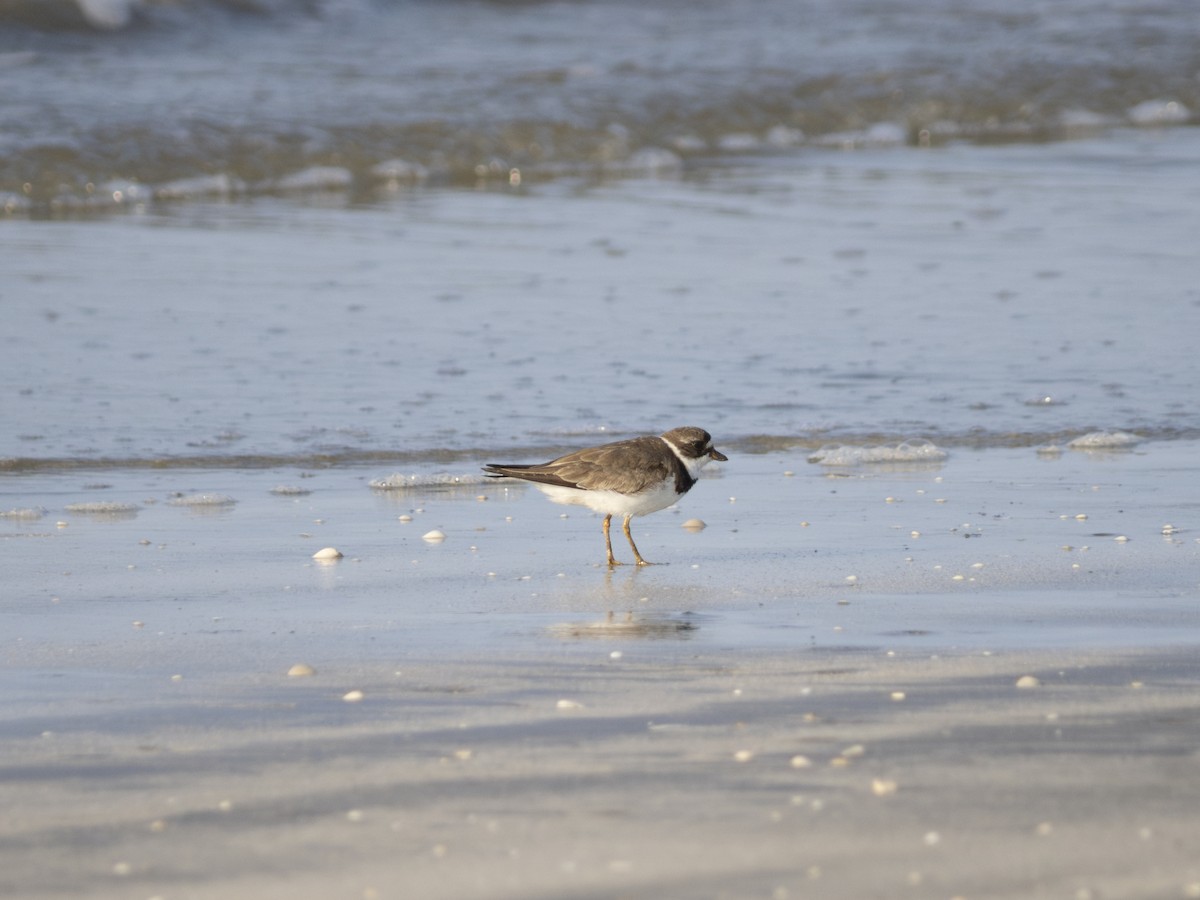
[5,129,1200,469]
[4,11,1200,898]
[3,1,1200,663]
[2,0,1198,207]
[5,436,1198,668]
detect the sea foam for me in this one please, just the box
[64,501,141,514]
[1127,100,1191,126]
[167,493,237,507]
[1067,431,1141,450]
[808,440,948,466]
[369,473,488,490]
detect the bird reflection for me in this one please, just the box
[547,611,699,641]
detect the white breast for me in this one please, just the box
[533,478,681,518]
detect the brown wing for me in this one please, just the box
[484,436,673,494]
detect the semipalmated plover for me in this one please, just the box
[484,426,727,566]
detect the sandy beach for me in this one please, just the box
[5,643,1200,900]
[4,439,1200,899]
[4,11,1200,888]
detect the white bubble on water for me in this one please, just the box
[807,440,947,466]
[167,493,236,507]
[1067,431,1140,450]
[65,501,141,515]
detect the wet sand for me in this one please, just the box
[4,644,1200,900]
[4,125,1200,899]
[4,443,1200,899]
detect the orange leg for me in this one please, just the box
[602,514,622,566]
[623,514,653,566]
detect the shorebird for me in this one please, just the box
[484,426,726,566]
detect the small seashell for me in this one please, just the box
[789,755,812,769]
[288,663,316,677]
[733,749,754,763]
[1015,675,1041,688]
[681,518,706,530]
[871,778,898,796]
[312,547,343,560]
[342,690,365,702]
[556,699,583,710]
[422,529,446,542]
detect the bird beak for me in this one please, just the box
[709,447,728,462]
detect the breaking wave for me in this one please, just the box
[2,0,1197,214]
[807,440,949,467]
